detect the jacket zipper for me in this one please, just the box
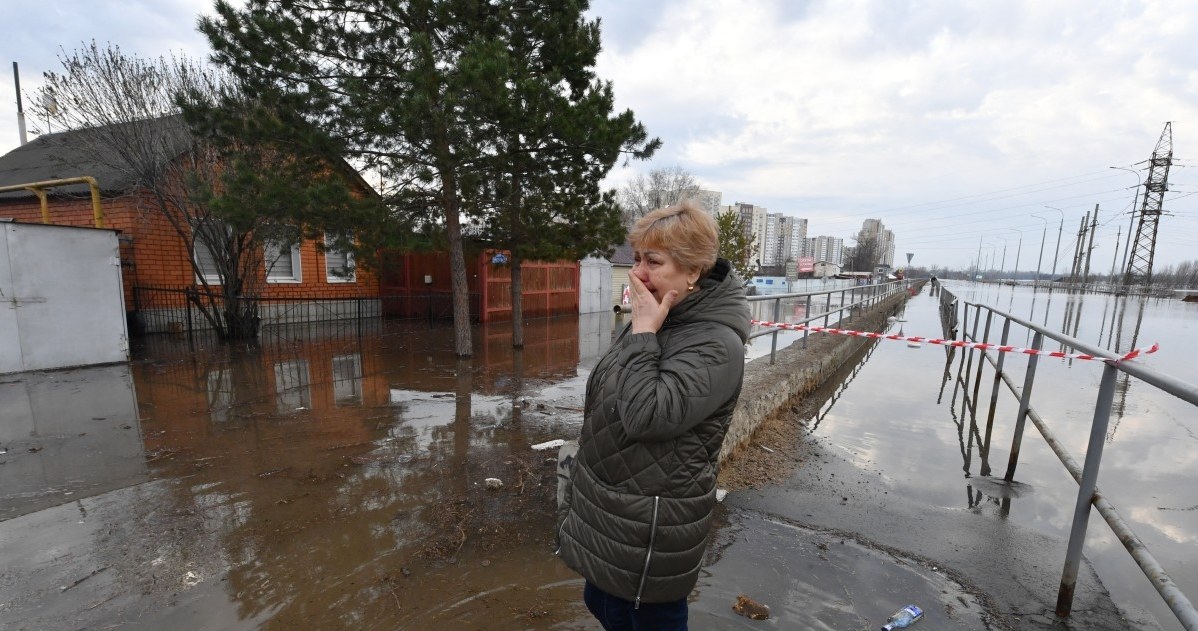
[634,495,660,609]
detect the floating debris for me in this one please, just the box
[732,594,770,620]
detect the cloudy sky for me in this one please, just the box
[3,0,1197,272]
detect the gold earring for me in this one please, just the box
[687,281,696,292]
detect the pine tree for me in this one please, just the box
[717,210,756,281]
[200,0,655,354]
[472,1,657,346]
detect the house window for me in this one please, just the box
[194,240,222,284]
[265,241,302,283]
[192,219,229,285]
[324,233,355,283]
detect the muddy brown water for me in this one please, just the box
[1,315,613,630]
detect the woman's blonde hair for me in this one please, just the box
[629,199,719,276]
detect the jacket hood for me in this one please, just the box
[666,258,750,344]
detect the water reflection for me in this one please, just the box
[1,315,609,629]
[929,283,1196,629]
[0,364,146,520]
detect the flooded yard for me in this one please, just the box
[1,315,615,630]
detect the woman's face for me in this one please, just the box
[631,245,699,302]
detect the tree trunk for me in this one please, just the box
[510,254,524,348]
[441,169,473,357]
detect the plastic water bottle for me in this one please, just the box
[881,604,923,630]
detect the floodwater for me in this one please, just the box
[1,315,618,630]
[2,283,1194,629]
[803,281,1198,630]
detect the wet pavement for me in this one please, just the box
[2,285,1190,629]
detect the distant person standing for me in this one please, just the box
[556,201,750,630]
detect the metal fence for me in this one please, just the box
[746,280,910,364]
[943,288,1198,629]
[131,286,469,339]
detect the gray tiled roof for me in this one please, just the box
[609,240,634,266]
[0,115,191,198]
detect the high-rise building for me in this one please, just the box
[691,189,722,217]
[806,235,844,265]
[858,218,895,267]
[763,212,783,267]
[779,216,807,263]
[726,202,768,268]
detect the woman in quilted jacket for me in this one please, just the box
[556,200,750,630]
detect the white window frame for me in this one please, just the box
[265,240,303,284]
[324,233,356,283]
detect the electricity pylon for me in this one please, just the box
[1123,122,1173,286]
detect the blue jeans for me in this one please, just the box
[583,581,688,631]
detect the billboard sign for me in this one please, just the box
[797,257,816,273]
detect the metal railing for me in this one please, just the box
[746,280,909,364]
[948,293,1198,629]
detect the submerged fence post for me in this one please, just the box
[1004,330,1043,482]
[969,311,994,419]
[981,318,1012,477]
[1055,360,1120,617]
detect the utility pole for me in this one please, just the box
[1124,122,1173,286]
[1081,205,1099,287]
[974,235,982,281]
[13,62,28,145]
[1109,226,1122,282]
[1070,212,1088,282]
[1031,214,1049,286]
[1045,206,1065,285]
[1009,228,1023,282]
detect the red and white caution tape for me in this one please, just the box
[749,320,1159,363]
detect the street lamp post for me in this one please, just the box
[1030,214,1049,286]
[1044,206,1065,284]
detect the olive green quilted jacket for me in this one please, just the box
[557,259,750,605]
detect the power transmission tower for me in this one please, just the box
[1123,122,1173,286]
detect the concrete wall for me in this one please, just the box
[0,222,128,373]
[720,290,908,464]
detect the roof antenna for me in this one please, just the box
[13,61,28,145]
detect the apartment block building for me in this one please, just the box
[691,189,723,217]
[806,235,845,266]
[859,218,896,267]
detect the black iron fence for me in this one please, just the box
[131,286,476,339]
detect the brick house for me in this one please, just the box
[0,117,379,333]
[0,117,594,333]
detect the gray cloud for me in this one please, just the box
[3,0,1196,268]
